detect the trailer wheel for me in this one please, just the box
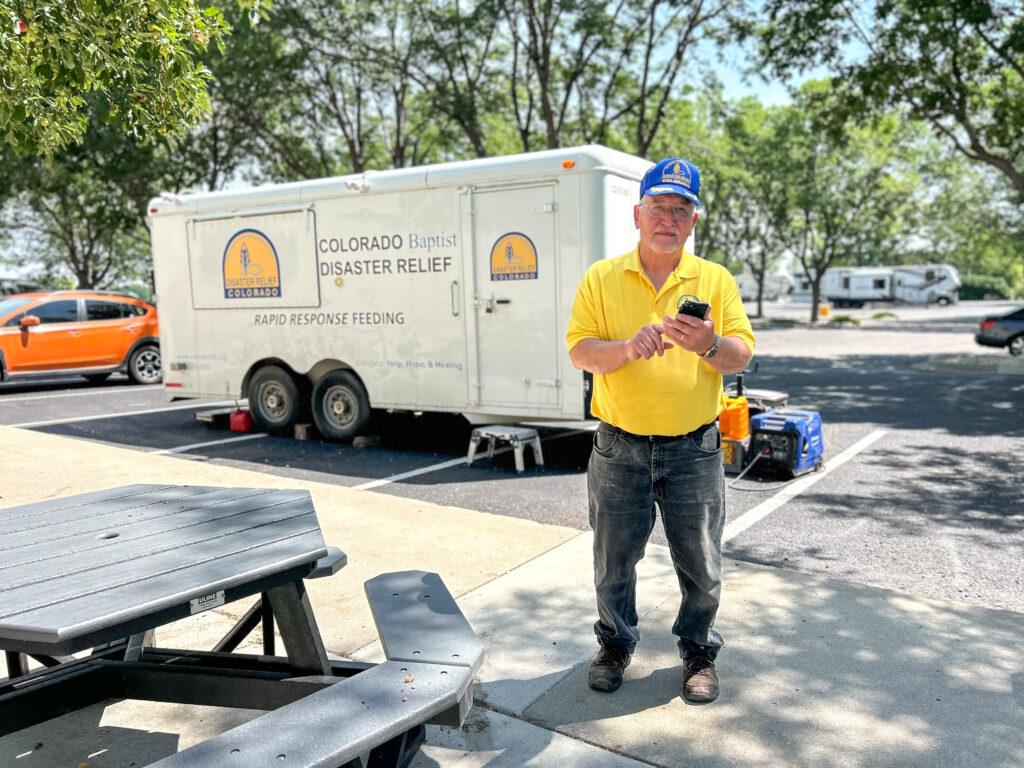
[1009,335,1024,357]
[249,365,301,434]
[312,370,369,440]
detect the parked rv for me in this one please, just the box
[824,264,961,307]
[149,145,678,439]
[736,272,793,302]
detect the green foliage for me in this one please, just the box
[959,273,1016,300]
[754,0,1024,203]
[736,82,919,321]
[909,145,1024,297]
[827,315,861,327]
[0,114,164,288]
[0,1,230,155]
[871,311,899,320]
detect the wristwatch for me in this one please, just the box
[702,335,721,359]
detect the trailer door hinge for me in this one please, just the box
[525,378,560,388]
[531,203,557,213]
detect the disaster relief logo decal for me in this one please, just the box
[661,160,692,190]
[489,232,538,281]
[223,229,282,299]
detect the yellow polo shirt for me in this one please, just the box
[566,247,755,436]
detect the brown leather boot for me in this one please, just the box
[682,653,719,702]
[588,645,631,692]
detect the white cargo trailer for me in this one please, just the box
[148,145,667,439]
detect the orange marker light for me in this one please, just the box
[562,160,575,169]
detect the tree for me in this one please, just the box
[769,84,917,322]
[911,145,1024,297]
[754,0,1024,205]
[0,123,160,289]
[499,0,735,153]
[716,98,791,319]
[0,0,229,155]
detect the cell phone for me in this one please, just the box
[677,298,709,320]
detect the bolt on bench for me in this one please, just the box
[0,485,482,768]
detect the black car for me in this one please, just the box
[976,306,1024,356]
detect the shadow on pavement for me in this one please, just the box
[523,561,1024,768]
[748,355,1024,437]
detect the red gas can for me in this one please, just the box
[229,409,253,433]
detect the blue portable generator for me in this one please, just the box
[748,409,824,477]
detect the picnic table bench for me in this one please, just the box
[0,485,482,768]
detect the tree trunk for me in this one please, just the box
[810,275,823,324]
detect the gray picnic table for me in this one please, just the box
[0,484,482,768]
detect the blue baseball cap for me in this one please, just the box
[640,157,701,206]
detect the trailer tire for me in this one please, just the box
[312,370,369,440]
[249,365,302,434]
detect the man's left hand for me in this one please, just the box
[658,312,716,355]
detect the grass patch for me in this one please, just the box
[871,311,899,320]
[828,315,861,327]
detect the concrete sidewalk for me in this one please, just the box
[1,427,1022,768]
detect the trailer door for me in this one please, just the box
[463,184,560,410]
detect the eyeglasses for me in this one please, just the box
[641,202,694,221]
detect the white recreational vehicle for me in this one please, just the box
[736,271,794,302]
[793,264,962,307]
[149,146,673,439]
[890,264,962,305]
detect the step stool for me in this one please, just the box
[466,426,544,473]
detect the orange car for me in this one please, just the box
[0,291,161,384]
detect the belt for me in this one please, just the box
[599,421,715,443]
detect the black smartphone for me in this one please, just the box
[677,298,709,319]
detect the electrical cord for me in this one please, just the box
[727,449,826,491]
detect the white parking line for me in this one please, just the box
[0,385,160,403]
[353,427,593,491]
[8,401,239,429]
[149,433,268,455]
[722,429,887,542]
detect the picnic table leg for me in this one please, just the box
[211,594,276,655]
[265,580,330,675]
[4,651,28,679]
[124,631,155,662]
[261,591,275,655]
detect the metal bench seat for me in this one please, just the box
[149,659,472,768]
[146,570,482,768]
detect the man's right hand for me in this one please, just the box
[624,324,674,360]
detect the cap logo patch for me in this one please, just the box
[662,160,691,189]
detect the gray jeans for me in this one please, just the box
[588,420,725,659]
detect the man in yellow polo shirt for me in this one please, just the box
[566,156,754,702]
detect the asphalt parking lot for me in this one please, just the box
[2,300,1022,615]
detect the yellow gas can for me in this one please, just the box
[720,395,750,440]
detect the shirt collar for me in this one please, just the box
[624,246,700,280]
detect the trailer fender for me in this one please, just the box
[306,358,359,388]
[240,357,301,399]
